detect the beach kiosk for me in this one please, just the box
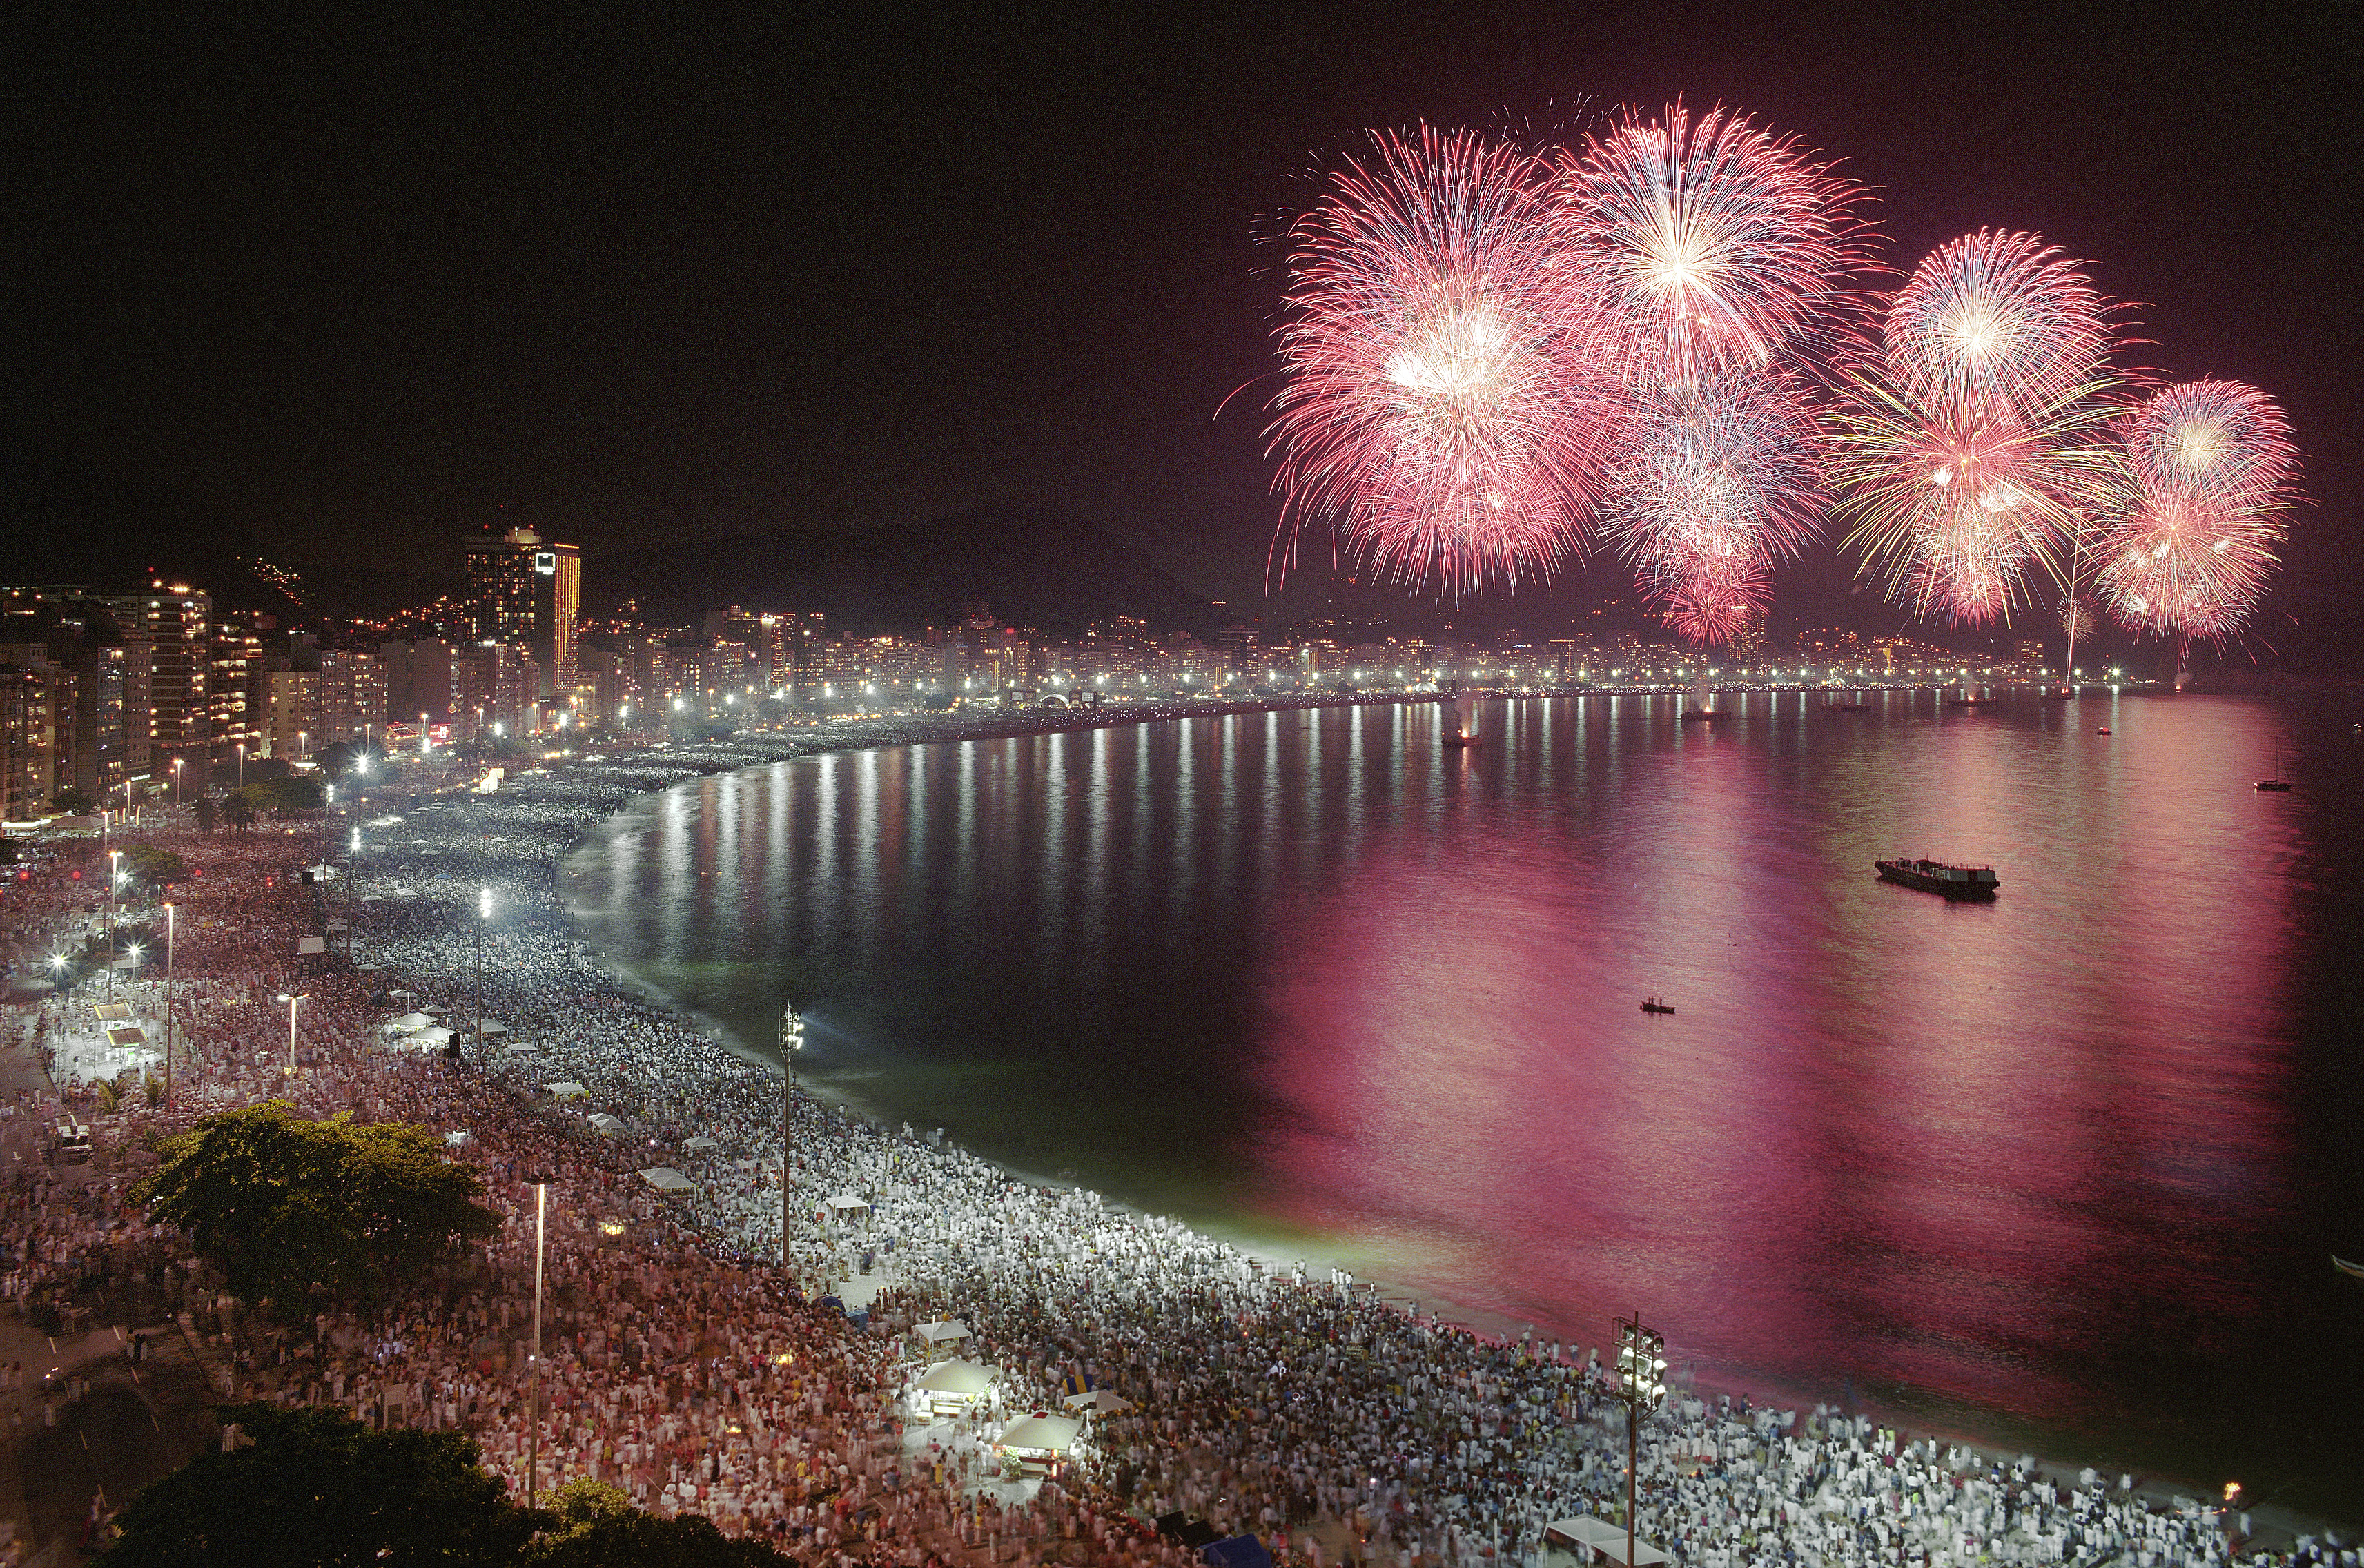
[1546,1518,1668,1567]
[995,1413,1082,1481]
[910,1358,996,1420]
[914,1320,973,1362]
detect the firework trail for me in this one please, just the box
[1552,104,1865,386]
[1603,370,1825,644]
[1264,126,1621,593]
[2093,378,2297,640]
[1830,233,2124,624]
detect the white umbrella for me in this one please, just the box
[1062,1389,1133,1413]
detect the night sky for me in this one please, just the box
[6,2,2356,653]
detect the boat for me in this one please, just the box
[1442,731,1483,749]
[2336,1255,2364,1280]
[2256,738,2292,791]
[1874,858,2000,901]
[2096,727,2111,736]
[1680,709,1735,723]
[1640,998,1675,1015]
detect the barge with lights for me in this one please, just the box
[1875,857,2000,901]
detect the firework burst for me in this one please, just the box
[1552,104,1865,384]
[1264,126,1621,592]
[2093,378,2298,640]
[1884,231,2111,418]
[1605,371,1825,643]
[1830,233,2125,624]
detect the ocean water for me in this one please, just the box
[563,692,2364,1515]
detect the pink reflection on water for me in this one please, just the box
[1251,694,2298,1429]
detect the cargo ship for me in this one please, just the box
[1874,857,2000,900]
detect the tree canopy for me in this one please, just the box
[105,1402,532,1568]
[131,1101,502,1320]
[524,1480,798,1567]
[118,842,189,887]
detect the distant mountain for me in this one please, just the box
[0,444,459,619]
[590,505,1223,637]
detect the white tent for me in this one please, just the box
[915,1320,972,1344]
[826,1194,871,1211]
[997,1415,1082,1453]
[587,1113,625,1135]
[638,1166,696,1194]
[382,1011,436,1033]
[1547,1519,1668,1567]
[1062,1389,1133,1413]
[683,1135,721,1152]
[402,1026,454,1050]
[912,1360,995,1396]
[547,1081,589,1098]
[477,1020,510,1036]
[505,1041,538,1055]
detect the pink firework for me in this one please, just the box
[2094,379,2298,640]
[1884,231,2113,418]
[1552,104,1866,385]
[1264,126,1622,592]
[1831,233,2126,624]
[1605,370,1825,645]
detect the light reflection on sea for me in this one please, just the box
[563,692,2364,1514]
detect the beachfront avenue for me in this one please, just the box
[0,732,2323,1566]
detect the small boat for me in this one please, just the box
[2096,727,2111,735]
[1640,998,1675,1015]
[1442,731,1483,749]
[1875,857,2000,901]
[2336,1254,2364,1280]
[1680,709,1734,723]
[2256,738,2292,791]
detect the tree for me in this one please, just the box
[318,740,358,779]
[52,784,97,816]
[221,793,255,832]
[131,1101,502,1321]
[191,794,218,832]
[264,774,325,812]
[523,1480,799,1567]
[105,1402,532,1567]
[119,843,189,887]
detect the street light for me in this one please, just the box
[236,742,246,789]
[527,1173,551,1510]
[474,887,494,1053]
[1614,1313,1668,1568]
[778,1003,805,1274]
[171,756,184,806]
[163,901,177,1106]
[276,992,307,1075]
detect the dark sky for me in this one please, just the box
[6,1,2357,650]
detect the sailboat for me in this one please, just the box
[2256,738,2293,792]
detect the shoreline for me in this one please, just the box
[387,699,2344,1533]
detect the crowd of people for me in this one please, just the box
[0,732,2347,1568]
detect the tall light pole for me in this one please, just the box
[276,992,306,1076]
[1614,1314,1668,1568]
[236,742,246,790]
[106,850,123,998]
[527,1175,549,1511]
[779,1004,805,1275]
[162,901,176,1106]
[475,888,493,1052]
[171,756,184,806]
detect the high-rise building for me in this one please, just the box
[317,649,387,748]
[380,638,456,729]
[0,654,72,820]
[463,525,580,700]
[94,586,211,779]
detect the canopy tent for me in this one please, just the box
[505,1041,538,1055]
[912,1360,996,1396]
[826,1194,872,1211]
[1202,1537,1274,1568]
[587,1113,626,1135]
[683,1135,721,1152]
[997,1415,1082,1453]
[638,1166,697,1194]
[382,1011,435,1033]
[1063,1389,1133,1413]
[386,1025,454,1052]
[547,1081,589,1098]
[1547,1519,1668,1567]
[476,1020,510,1036]
[915,1320,973,1344]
